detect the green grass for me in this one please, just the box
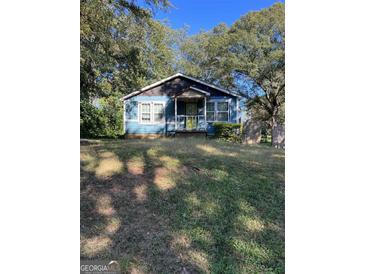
[80,138,284,273]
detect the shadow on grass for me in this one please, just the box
[80,138,284,273]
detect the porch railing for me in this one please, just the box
[176,115,206,131]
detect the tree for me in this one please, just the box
[178,3,285,142]
[226,3,285,129]
[81,0,172,100]
[178,23,234,88]
[80,0,176,137]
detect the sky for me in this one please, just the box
[154,0,284,35]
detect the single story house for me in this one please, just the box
[122,73,243,137]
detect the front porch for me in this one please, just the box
[173,87,209,133]
[176,115,206,131]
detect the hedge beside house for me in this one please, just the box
[212,122,242,142]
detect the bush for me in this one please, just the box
[80,101,106,138]
[212,122,242,142]
[80,97,123,139]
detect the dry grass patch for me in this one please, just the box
[244,218,265,233]
[196,143,237,157]
[159,155,181,169]
[171,233,192,250]
[96,194,116,216]
[196,144,222,155]
[133,184,147,202]
[127,156,144,175]
[104,217,121,234]
[81,235,112,257]
[80,151,97,172]
[187,250,210,273]
[95,152,123,178]
[153,167,176,191]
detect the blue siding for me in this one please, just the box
[124,95,239,135]
[126,121,167,134]
[125,96,173,134]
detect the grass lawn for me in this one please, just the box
[80,138,285,273]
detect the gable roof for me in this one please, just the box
[122,73,242,100]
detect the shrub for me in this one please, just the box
[212,122,242,142]
[80,101,107,138]
[80,97,123,139]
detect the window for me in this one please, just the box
[141,103,151,123]
[216,102,229,122]
[217,102,228,111]
[154,103,164,122]
[139,102,165,124]
[206,101,229,122]
[207,102,215,111]
[217,112,228,121]
[206,102,215,122]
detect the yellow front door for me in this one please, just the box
[185,103,197,129]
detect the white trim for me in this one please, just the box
[230,98,232,121]
[139,102,153,124]
[138,101,166,125]
[204,97,207,125]
[123,100,126,134]
[122,73,242,100]
[189,86,211,96]
[125,119,138,122]
[174,98,177,130]
[236,99,239,123]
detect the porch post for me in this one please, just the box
[175,97,177,131]
[204,96,207,127]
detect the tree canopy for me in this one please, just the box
[179,3,285,126]
[81,0,174,100]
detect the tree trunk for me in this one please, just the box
[271,107,285,148]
